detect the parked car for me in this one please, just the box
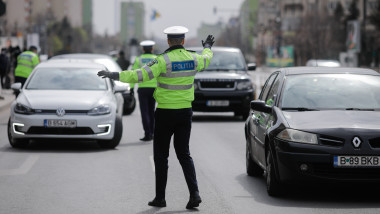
[245,67,380,196]
[8,61,126,149]
[189,47,256,119]
[50,53,136,115]
[306,59,341,67]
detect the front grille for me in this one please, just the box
[199,80,235,90]
[311,163,380,179]
[27,127,94,135]
[34,109,88,115]
[369,137,380,148]
[319,136,344,147]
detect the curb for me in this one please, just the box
[0,90,15,113]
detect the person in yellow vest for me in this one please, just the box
[131,40,157,141]
[14,46,39,86]
[98,26,214,209]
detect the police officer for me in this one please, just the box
[98,26,215,209]
[131,40,157,141]
[14,46,39,86]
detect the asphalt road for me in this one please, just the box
[1,101,380,213]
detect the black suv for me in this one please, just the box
[190,47,256,118]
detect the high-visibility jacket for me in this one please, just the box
[119,45,213,109]
[131,53,157,88]
[15,51,39,78]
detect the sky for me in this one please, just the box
[92,0,245,39]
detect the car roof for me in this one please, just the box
[186,46,241,52]
[36,60,106,69]
[280,67,379,76]
[51,53,113,60]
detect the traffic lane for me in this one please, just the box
[191,112,380,213]
[0,109,155,214]
[0,109,233,214]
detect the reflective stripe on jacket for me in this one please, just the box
[131,53,157,88]
[119,47,213,109]
[15,51,39,78]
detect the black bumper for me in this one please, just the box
[274,139,380,182]
[192,89,255,113]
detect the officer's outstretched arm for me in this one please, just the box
[196,48,213,71]
[118,58,162,83]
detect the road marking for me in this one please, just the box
[0,155,39,176]
[149,155,155,172]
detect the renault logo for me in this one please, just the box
[352,136,362,148]
[56,108,65,117]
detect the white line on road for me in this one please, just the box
[149,155,155,172]
[0,155,39,176]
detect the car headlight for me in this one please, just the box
[14,103,35,115]
[236,80,253,90]
[276,129,318,144]
[194,82,199,90]
[88,105,111,115]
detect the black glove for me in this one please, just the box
[130,87,134,96]
[202,35,215,49]
[97,70,119,80]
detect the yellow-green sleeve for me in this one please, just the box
[130,58,139,88]
[119,56,163,84]
[196,48,213,71]
[132,57,140,70]
[32,54,40,68]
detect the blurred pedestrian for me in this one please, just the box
[131,40,157,141]
[98,26,215,209]
[116,50,130,70]
[0,48,10,89]
[14,46,39,87]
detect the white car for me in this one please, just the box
[50,53,136,115]
[8,61,127,149]
[306,59,341,67]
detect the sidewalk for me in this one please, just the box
[0,89,15,113]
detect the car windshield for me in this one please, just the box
[26,67,108,90]
[281,74,380,110]
[196,50,246,71]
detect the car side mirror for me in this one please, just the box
[114,82,129,93]
[11,82,22,91]
[250,100,272,114]
[247,63,256,71]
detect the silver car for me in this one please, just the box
[8,61,126,149]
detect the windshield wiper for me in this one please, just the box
[345,108,375,111]
[281,107,319,111]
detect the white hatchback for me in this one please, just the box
[8,61,127,149]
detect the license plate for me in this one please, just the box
[206,100,229,106]
[44,119,77,128]
[334,156,380,167]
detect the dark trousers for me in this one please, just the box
[14,76,27,97]
[15,76,27,87]
[138,88,156,137]
[153,108,198,199]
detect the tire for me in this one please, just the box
[7,118,29,148]
[123,96,136,115]
[98,116,123,149]
[246,140,264,177]
[266,150,282,196]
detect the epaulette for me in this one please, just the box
[186,49,196,53]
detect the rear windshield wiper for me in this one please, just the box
[345,108,375,111]
[281,107,319,111]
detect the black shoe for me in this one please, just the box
[140,136,153,141]
[186,192,202,209]
[148,198,166,207]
